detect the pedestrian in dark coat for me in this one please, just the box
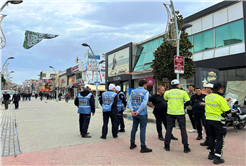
[3,91,11,109]
[12,91,21,109]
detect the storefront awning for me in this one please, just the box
[124,69,153,75]
[89,85,105,91]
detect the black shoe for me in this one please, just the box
[208,152,215,160]
[171,136,178,140]
[130,143,137,149]
[184,147,191,153]
[118,129,125,132]
[200,141,209,146]
[100,136,106,139]
[82,135,91,138]
[213,156,225,164]
[158,137,165,141]
[87,132,89,134]
[113,135,118,138]
[140,146,152,153]
[196,136,202,140]
[164,146,170,151]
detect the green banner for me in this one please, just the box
[23,30,58,49]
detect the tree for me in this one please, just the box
[1,74,6,86]
[151,11,195,84]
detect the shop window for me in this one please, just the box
[134,53,146,72]
[236,68,246,80]
[215,19,245,48]
[147,38,159,51]
[227,69,236,81]
[144,51,155,64]
[193,30,214,53]
[188,36,193,53]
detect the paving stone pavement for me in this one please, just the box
[0,107,22,157]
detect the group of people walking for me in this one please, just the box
[3,91,21,109]
[74,79,236,164]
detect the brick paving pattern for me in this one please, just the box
[0,108,22,157]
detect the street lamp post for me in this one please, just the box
[170,0,192,81]
[49,66,58,102]
[0,0,23,12]
[0,57,14,103]
[82,43,99,108]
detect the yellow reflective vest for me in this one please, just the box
[164,88,190,115]
[205,93,230,121]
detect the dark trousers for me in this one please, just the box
[79,114,91,136]
[102,111,118,138]
[187,109,196,129]
[22,97,25,101]
[165,114,188,147]
[117,111,125,130]
[193,112,205,137]
[40,96,43,101]
[4,100,9,109]
[154,112,168,138]
[207,120,227,156]
[14,101,19,109]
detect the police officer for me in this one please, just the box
[129,79,152,153]
[100,84,118,139]
[200,83,213,147]
[205,83,237,164]
[164,79,191,153]
[74,85,95,138]
[190,87,206,140]
[115,86,127,132]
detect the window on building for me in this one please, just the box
[159,37,164,46]
[193,29,214,53]
[188,36,193,53]
[42,73,46,78]
[134,53,146,72]
[147,38,159,51]
[215,19,245,48]
[144,51,155,64]
[140,42,148,53]
[50,74,56,78]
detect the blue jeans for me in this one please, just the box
[130,115,148,146]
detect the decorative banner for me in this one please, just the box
[23,30,58,49]
[0,14,7,49]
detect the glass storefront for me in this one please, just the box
[219,68,246,87]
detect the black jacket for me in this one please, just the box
[100,91,118,113]
[3,94,10,100]
[74,90,95,113]
[191,94,206,114]
[12,93,21,102]
[117,91,127,108]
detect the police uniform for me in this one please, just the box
[129,86,152,153]
[100,90,118,139]
[74,89,95,137]
[116,91,127,132]
[164,80,191,152]
[205,91,231,162]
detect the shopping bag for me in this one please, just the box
[10,101,13,105]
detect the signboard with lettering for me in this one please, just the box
[174,56,184,74]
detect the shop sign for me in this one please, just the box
[61,79,65,83]
[72,65,79,73]
[142,77,154,85]
[113,76,121,81]
[72,83,78,86]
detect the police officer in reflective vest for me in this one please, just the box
[100,84,118,139]
[74,85,95,138]
[164,79,191,153]
[129,79,152,153]
[205,83,237,164]
[115,86,127,132]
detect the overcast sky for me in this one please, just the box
[1,0,222,84]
